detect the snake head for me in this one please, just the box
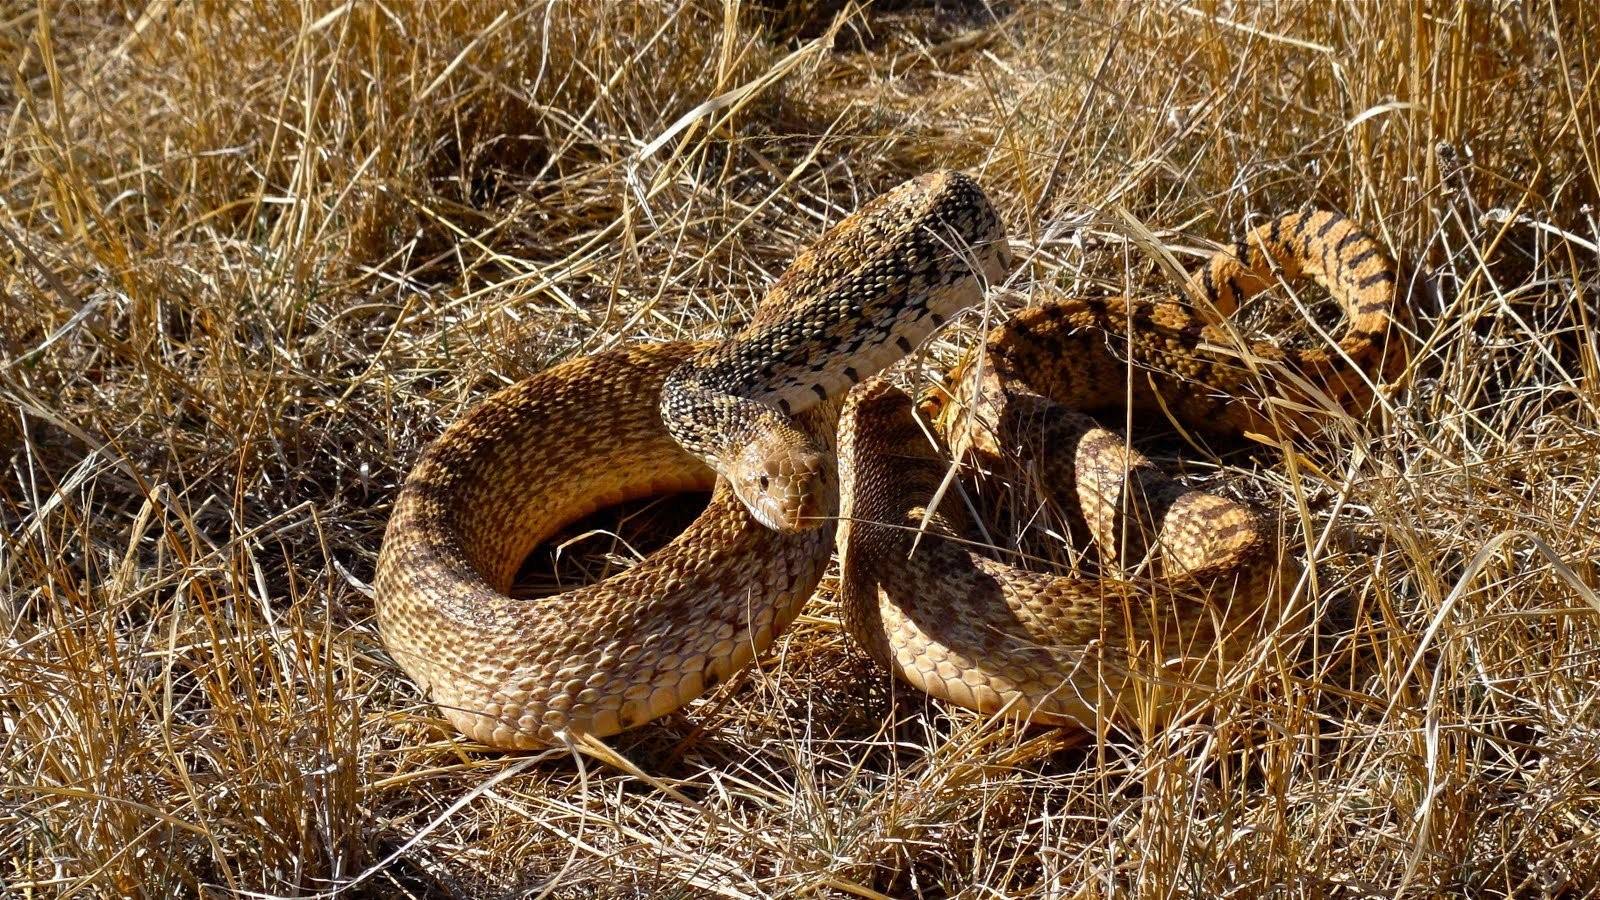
[728,431,834,533]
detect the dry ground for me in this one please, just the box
[3,1,1599,897]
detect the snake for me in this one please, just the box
[842,209,1398,728]
[374,173,1010,748]
[374,172,1399,749]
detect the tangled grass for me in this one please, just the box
[3,1,1598,896]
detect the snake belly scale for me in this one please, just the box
[376,172,1398,749]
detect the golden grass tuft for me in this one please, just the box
[2,1,1598,896]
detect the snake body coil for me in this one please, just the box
[376,175,1398,748]
[376,173,1010,748]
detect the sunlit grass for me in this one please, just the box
[2,1,1597,895]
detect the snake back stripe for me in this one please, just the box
[933,208,1402,448]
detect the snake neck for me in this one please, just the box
[659,170,1011,534]
[658,374,836,533]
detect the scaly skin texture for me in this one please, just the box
[374,342,837,748]
[662,172,1012,531]
[376,172,1010,748]
[843,209,1400,733]
[838,381,1298,732]
[930,209,1403,446]
[376,183,1399,747]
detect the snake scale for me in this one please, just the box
[375,172,1398,749]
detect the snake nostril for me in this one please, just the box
[759,474,770,491]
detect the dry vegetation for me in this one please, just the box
[3,0,1599,896]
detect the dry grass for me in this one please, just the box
[3,0,1599,896]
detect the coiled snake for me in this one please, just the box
[375,172,1398,749]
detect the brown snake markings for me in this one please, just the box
[375,173,1400,749]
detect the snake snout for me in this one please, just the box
[731,436,835,533]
